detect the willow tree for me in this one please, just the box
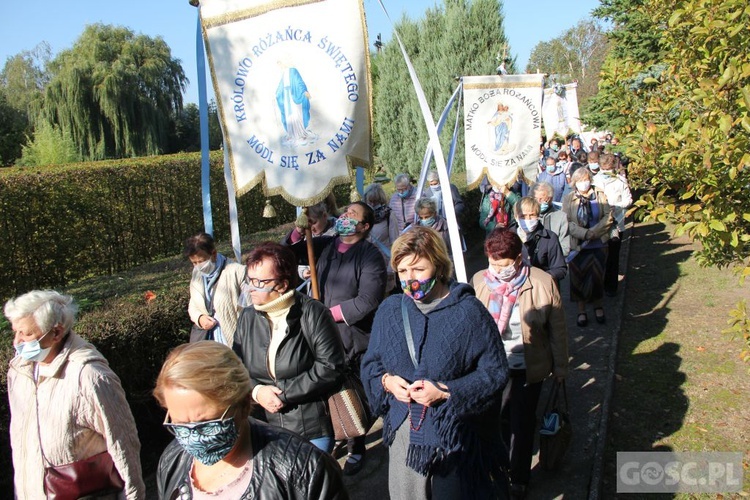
[43,24,187,160]
[374,0,515,178]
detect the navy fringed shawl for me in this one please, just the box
[361,283,509,484]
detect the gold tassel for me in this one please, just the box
[350,185,361,203]
[262,199,277,218]
[295,207,310,229]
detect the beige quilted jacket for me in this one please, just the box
[8,333,145,499]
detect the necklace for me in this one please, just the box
[408,402,428,432]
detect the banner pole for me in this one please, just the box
[196,11,213,235]
[303,207,320,300]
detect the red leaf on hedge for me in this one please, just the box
[144,291,157,303]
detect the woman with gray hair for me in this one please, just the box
[5,290,145,498]
[412,197,450,251]
[563,167,614,326]
[529,181,570,256]
[388,173,418,236]
[423,169,465,221]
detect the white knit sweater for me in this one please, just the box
[188,259,246,346]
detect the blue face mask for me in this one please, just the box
[401,277,437,301]
[546,165,557,174]
[164,408,239,466]
[540,202,550,213]
[419,217,436,227]
[397,187,412,199]
[14,329,53,362]
[519,218,540,234]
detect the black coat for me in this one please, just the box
[288,236,386,365]
[233,292,346,439]
[521,227,568,282]
[157,418,349,500]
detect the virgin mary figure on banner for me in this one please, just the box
[276,62,317,148]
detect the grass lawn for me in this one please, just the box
[602,221,750,498]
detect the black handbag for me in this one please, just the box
[538,379,572,470]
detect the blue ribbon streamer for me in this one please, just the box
[196,12,213,235]
[415,82,462,199]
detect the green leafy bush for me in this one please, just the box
[0,151,295,301]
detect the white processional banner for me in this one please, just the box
[463,75,544,189]
[542,82,582,140]
[199,0,371,205]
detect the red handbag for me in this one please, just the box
[43,450,125,500]
[36,375,125,499]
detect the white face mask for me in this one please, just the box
[490,259,519,282]
[576,181,591,193]
[195,259,215,275]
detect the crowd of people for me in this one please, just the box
[5,133,632,498]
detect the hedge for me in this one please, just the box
[0,152,297,301]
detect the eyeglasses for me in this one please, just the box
[163,406,232,438]
[244,276,277,288]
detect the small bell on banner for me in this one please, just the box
[262,199,277,218]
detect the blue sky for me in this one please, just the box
[0,0,601,104]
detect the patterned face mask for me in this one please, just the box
[401,276,437,301]
[164,407,239,466]
[335,215,360,236]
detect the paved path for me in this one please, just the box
[338,228,631,499]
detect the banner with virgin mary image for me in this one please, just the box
[199,0,371,205]
[542,82,582,141]
[463,74,545,189]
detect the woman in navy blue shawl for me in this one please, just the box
[361,227,510,499]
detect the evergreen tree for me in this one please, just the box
[374,0,514,178]
[42,24,187,160]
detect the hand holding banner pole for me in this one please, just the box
[297,207,320,300]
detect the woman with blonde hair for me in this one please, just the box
[361,226,509,498]
[155,341,347,499]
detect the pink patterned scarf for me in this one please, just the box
[483,264,529,334]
